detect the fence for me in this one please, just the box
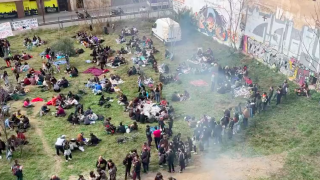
[49,9,173,30]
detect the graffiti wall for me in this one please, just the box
[173,0,243,47]
[242,7,320,73]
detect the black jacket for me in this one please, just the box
[167,151,175,163]
[134,161,141,173]
[141,151,150,164]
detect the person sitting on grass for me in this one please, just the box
[70,67,79,77]
[55,106,66,117]
[41,105,50,116]
[21,115,30,130]
[93,83,102,95]
[53,82,61,92]
[23,98,33,108]
[16,130,28,145]
[118,93,128,106]
[58,77,69,88]
[88,133,101,146]
[117,122,126,133]
[130,121,138,131]
[67,97,79,107]
[22,77,31,86]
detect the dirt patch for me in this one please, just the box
[144,153,286,180]
[11,101,62,176]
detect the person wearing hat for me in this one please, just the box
[55,135,66,156]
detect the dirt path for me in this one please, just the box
[14,102,62,176]
[143,152,286,180]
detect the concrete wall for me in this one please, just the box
[242,7,320,85]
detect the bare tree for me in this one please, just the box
[205,0,249,51]
[300,2,320,73]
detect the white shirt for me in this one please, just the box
[55,138,65,146]
[70,99,79,105]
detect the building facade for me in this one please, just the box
[69,0,111,11]
[0,0,111,19]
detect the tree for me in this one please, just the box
[299,2,320,72]
[202,0,248,51]
[51,38,76,56]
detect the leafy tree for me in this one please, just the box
[51,38,76,56]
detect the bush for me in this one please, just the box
[51,38,76,56]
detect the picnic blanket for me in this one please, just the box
[83,67,109,76]
[53,60,67,66]
[31,97,43,102]
[190,80,209,87]
[141,102,161,118]
[234,86,251,98]
[109,78,125,85]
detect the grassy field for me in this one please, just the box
[0,18,320,180]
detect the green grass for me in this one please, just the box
[0,19,320,180]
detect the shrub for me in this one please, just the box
[51,37,76,56]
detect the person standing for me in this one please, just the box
[108,162,117,180]
[133,156,141,180]
[178,149,185,173]
[267,86,274,105]
[146,125,152,147]
[168,117,173,137]
[262,92,268,111]
[214,122,222,144]
[96,156,107,171]
[64,141,72,162]
[154,85,161,103]
[3,71,9,86]
[123,154,132,180]
[11,160,23,180]
[167,149,175,173]
[242,107,249,128]
[282,80,288,99]
[45,73,52,90]
[141,148,150,173]
[55,135,66,156]
[153,127,161,150]
[276,86,282,105]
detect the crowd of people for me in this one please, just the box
[0,20,308,180]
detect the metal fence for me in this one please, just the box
[45,6,171,26]
[39,9,174,30]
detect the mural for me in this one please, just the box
[197,6,229,42]
[45,0,59,13]
[23,0,38,16]
[0,2,18,20]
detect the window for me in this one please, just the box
[76,0,84,9]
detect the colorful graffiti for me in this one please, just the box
[197,6,230,42]
[243,35,289,71]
